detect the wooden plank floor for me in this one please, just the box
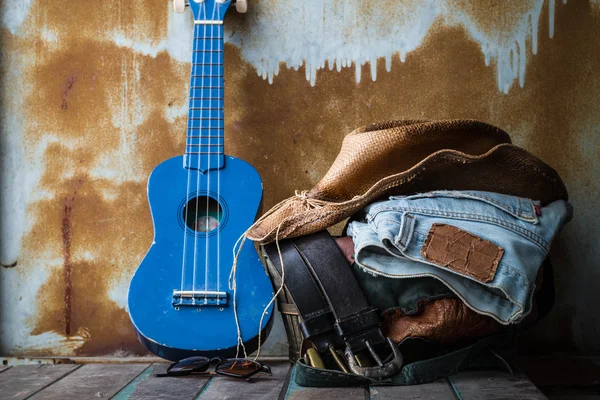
[0,362,548,399]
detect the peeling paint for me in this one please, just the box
[0,31,31,268]
[227,0,557,93]
[108,0,561,94]
[0,0,33,34]
[111,10,193,62]
[0,0,599,359]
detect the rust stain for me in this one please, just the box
[18,0,187,356]
[446,0,542,37]
[5,0,599,356]
[61,76,77,111]
[28,0,168,44]
[29,178,152,356]
[61,179,83,336]
[61,196,73,336]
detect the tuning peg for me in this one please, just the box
[173,0,187,14]
[234,0,247,13]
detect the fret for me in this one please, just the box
[185,151,224,155]
[188,122,223,126]
[194,62,223,68]
[189,107,223,110]
[188,115,222,120]
[188,108,221,113]
[190,97,223,100]
[192,46,224,51]
[191,75,223,78]
[187,136,224,139]
[186,140,224,144]
[186,144,224,147]
[194,37,223,40]
[191,69,223,74]
[190,86,223,89]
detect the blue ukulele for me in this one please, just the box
[128,0,273,361]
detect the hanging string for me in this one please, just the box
[230,232,249,358]
[229,190,330,360]
[251,224,284,361]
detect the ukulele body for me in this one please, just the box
[128,155,274,361]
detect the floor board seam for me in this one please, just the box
[277,363,293,400]
[108,364,155,400]
[193,376,215,399]
[363,385,370,400]
[446,376,463,400]
[23,364,83,400]
[0,366,12,375]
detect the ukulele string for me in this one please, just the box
[204,4,218,303]
[180,10,204,294]
[216,10,222,302]
[192,1,210,300]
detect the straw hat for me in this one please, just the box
[247,120,568,244]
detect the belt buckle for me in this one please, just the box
[344,337,403,379]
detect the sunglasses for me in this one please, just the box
[158,356,272,379]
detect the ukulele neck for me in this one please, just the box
[184,23,225,172]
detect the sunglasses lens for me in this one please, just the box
[169,356,211,374]
[215,359,262,377]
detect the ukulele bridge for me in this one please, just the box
[172,290,229,307]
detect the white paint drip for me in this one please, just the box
[107,0,561,94]
[446,1,545,93]
[229,0,441,86]
[224,0,557,93]
[0,0,568,96]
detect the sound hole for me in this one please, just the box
[183,196,223,233]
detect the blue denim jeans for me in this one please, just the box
[347,190,572,324]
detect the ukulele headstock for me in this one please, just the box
[173,0,247,18]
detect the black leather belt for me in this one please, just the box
[264,239,340,353]
[264,231,402,379]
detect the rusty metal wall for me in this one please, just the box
[0,0,598,358]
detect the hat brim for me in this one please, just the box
[247,144,567,244]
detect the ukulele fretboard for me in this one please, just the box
[184,25,225,171]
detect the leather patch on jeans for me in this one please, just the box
[421,224,504,283]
